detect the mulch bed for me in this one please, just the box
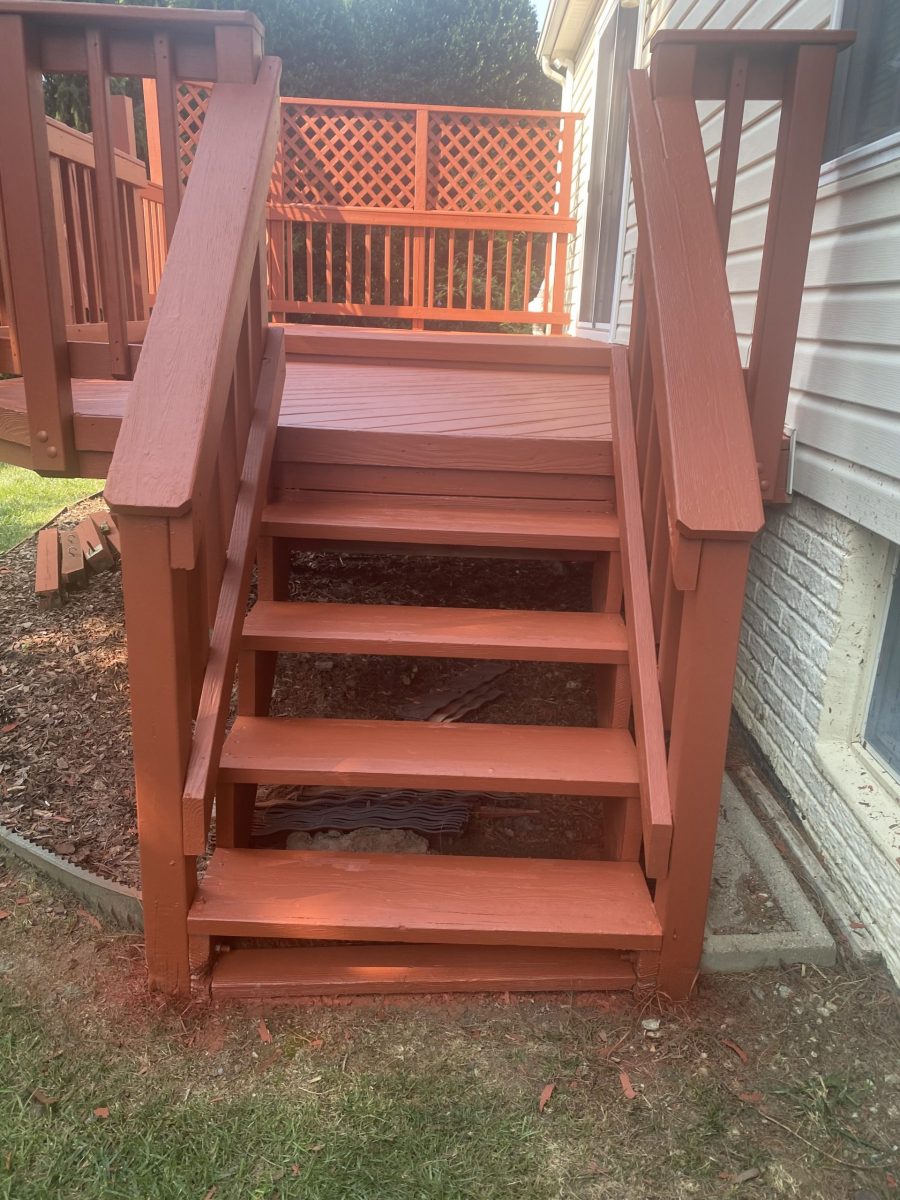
[1,499,609,888]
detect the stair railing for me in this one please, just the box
[621,65,766,999]
[648,30,853,500]
[0,0,264,474]
[104,53,284,998]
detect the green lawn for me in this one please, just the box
[0,464,103,552]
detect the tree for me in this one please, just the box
[45,0,556,133]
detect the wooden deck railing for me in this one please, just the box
[103,44,284,996]
[649,30,853,500]
[0,0,264,473]
[166,90,581,332]
[620,30,850,995]
[620,65,766,998]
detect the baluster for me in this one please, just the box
[345,224,352,305]
[503,233,513,314]
[657,568,683,728]
[485,231,495,311]
[384,226,391,306]
[465,230,474,311]
[427,228,435,308]
[48,156,76,324]
[648,486,668,640]
[523,232,533,309]
[305,222,313,303]
[542,233,553,315]
[447,229,454,310]
[714,53,747,255]
[364,225,372,304]
[325,223,333,304]
[63,162,90,322]
[403,228,410,305]
[150,36,182,247]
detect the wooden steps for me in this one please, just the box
[261,492,619,552]
[219,717,640,795]
[210,944,638,999]
[189,849,662,948]
[242,600,629,663]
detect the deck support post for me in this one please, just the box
[654,539,751,1000]
[117,514,196,997]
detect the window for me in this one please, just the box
[824,0,900,162]
[864,560,900,781]
[579,4,638,328]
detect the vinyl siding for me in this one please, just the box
[600,0,900,540]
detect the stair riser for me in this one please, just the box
[219,766,639,796]
[209,945,638,999]
[242,636,626,664]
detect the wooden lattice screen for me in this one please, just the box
[172,86,580,329]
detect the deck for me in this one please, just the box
[0,329,612,486]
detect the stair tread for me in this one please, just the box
[190,849,662,948]
[220,717,640,795]
[211,944,638,998]
[261,492,619,551]
[242,600,629,663]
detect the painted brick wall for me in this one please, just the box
[733,494,900,982]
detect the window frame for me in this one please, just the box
[821,0,900,184]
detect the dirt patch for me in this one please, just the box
[0,498,137,886]
[1,523,610,885]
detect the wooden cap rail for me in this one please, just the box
[105,56,282,551]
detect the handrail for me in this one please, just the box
[105,56,281,557]
[648,28,853,500]
[627,69,762,552]
[104,48,284,995]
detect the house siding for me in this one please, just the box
[735,495,900,982]
[556,0,900,977]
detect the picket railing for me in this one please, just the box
[0,0,265,473]
[162,91,581,332]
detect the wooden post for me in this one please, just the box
[745,45,840,500]
[0,14,76,473]
[151,35,183,248]
[117,514,196,997]
[654,539,752,1000]
[410,107,429,330]
[110,93,138,157]
[142,77,163,185]
[86,28,130,377]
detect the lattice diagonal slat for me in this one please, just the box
[426,112,563,216]
[176,83,211,183]
[279,104,417,209]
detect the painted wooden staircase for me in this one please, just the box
[189,475,667,1000]
[88,23,848,1003]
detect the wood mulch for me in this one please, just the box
[1,499,605,889]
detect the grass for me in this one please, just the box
[0,464,103,553]
[0,992,549,1200]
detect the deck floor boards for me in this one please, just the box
[0,340,612,475]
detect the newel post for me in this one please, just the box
[654,537,752,1001]
[117,514,196,997]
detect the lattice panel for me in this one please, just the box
[426,111,564,216]
[279,103,417,209]
[177,83,211,183]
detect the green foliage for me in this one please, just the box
[43,0,555,124]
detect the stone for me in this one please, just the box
[286,827,428,855]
